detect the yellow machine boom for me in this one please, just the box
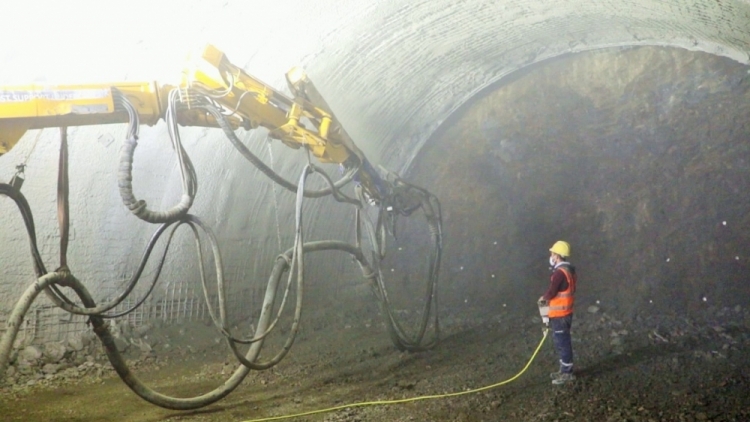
[0,45,385,200]
[0,45,444,411]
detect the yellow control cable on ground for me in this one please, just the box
[241,328,549,422]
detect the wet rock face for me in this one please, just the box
[408,46,750,316]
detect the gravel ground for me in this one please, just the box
[1,303,749,421]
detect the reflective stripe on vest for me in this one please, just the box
[548,266,576,318]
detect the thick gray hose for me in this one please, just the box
[117,136,194,223]
[0,272,71,381]
[69,276,257,410]
[224,166,310,369]
[226,240,379,370]
[0,181,251,408]
[1,83,444,409]
[115,91,196,224]
[0,260,257,409]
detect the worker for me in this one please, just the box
[539,240,577,385]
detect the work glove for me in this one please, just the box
[537,296,549,327]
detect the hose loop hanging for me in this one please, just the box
[0,84,444,410]
[115,90,196,224]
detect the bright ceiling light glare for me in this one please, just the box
[0,0,212,85]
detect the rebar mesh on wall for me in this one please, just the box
[0,283,261,346]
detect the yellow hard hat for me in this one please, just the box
[549,241,571,258]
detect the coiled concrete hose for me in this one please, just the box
[116,90,196,224]
[0,87,444,410]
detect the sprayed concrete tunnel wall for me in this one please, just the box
[1,1,749,342]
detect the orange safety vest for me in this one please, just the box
[548,265,576,318]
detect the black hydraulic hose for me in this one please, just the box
[143,214,299,370]
[0,184,45,276]
[0,182,80,310]
[198,101,360,202]
[164,215,288,347]
[94,243,370,410]
[174,166,310,371]
[195,216,298,346]
[36,222,181,317]
[357,186,435,351]
[363,216,423,349]
[415,193,442,343]
[0,270,254,410]
[399,191,441,349]
[390,194,441,351]
[100,221,186,319]
[1,181,188,318]
[360,189,443,352]
[115,90,196,224]
[307,164,360,206]
[227,240,379,370]
[183,165,360,350]
[224,165,310,369]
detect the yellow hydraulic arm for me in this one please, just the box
[186,45,364,165]
[0,45,388,202]
[0,81,169,154]
[0,48,444,408]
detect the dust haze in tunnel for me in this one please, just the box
[0,2,749,419]
[0,0,749,336]
[403,46,750,320]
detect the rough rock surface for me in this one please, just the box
[408,46,750,318]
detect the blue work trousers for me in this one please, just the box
[550,314,574,373]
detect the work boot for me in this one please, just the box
[551,372,575,385]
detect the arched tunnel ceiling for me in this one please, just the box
[3,0,749,171]
[303,0,750,173]
[1,0,749,304]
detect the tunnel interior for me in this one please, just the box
[395,46,750,321]
[1,1,750,420]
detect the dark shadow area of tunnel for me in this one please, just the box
[398,45,750,322]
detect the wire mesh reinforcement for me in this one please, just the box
[0,286,261,346]
[0,82,442,410]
